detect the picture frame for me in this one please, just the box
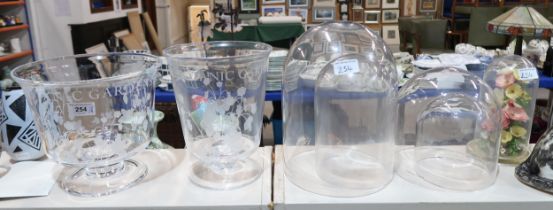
[240,0,258,12]
[313,0,335,7]
[382,25,400,44]
[340,3,348,13]
[382,0,399,9]
[341,13,348,20]
[420,0,437,12]
[313,7,335,22]
[382,9,399,23]
[289,0,308,7]
[364,10,380,24]
[262,5,286,16]
[365,0,380,9]
[214,0,237,11]
[352,0,363,9]
[289,8,308,23]
[403,0,417,16]
[352,9,364,23]
[263,0,285,4]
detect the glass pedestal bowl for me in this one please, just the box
[11,53,159,197]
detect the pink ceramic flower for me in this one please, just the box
[503,100,529,122]
[495,72,516,88]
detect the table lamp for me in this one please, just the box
[487,6,553,55]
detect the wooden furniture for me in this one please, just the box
[0,0,34,71]
[412,19,450,54]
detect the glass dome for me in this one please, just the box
[283,21,397,197]
[483,55,538,164]
[397,67,501,191]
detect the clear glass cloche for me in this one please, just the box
[483,55,538,164]
[282,21,397,197]
[397,67,501,191]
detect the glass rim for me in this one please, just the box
[11,52,160,87]
[163,41,273,61]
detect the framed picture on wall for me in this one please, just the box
[240,0,258,12]
[214,0,237,11]
[403,0,417,16]
[382,9,399,23]
[262,5,286,16]
[313,7,335,22]
[382,25,400,44]
[365,0,380,9]
[340,3,348,13]
[263,0,285,4]
[420,0,437,12]
[382,0,399,9]
[289,0,308,7]
[352,9,364,23]
[313,0,335,7]
[289,8,308,23]
[364,10,380,24]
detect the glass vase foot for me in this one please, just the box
[190,158,262,190]
[61,159,148,197]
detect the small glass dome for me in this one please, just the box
[283,21,397,197]
[483,55,538,164]
[397,67,501,191]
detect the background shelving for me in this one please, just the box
[0,1,25,6]
[0,0,34,74]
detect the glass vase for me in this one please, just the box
[164,41,272,190]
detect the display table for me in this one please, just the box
[0,147,273,210]
[210,23,305,44]
[155,73,553,103]
[273,145,553,210]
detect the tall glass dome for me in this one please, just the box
[282,21,397,197]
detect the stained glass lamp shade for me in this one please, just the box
[487,6,553,55]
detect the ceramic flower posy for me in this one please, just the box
[495,67,533,158]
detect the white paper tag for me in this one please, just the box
[333,59,360,75]
[0,161,56,198]
[68,102,96,116]
[518,68,539,80]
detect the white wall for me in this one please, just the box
[27,0,80,59]
[156,0,210,46]
[169,0,186,44]
[155,0,171,49]
[27,0,141,59]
